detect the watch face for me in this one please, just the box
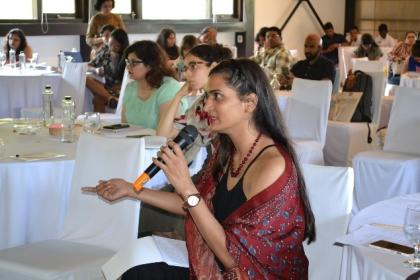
[187,195,200,207]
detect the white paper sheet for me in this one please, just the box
[102,236,188,280]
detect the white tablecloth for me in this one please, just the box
[0,68,62,118]
[0,122,76,250]
[0,123,204,250]
[400,74,420,89]
[339,194,420,280]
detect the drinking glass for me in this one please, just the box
[0,138,5,159]
[0,52,6,68]
[83,112,101,133]
[403,205,420,268]
[29,53,39,70]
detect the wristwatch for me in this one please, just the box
[184,193,201,208]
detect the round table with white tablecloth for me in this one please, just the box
[339,193,420,280]
[0,121,76,250]
[0,121,206,250]
[0,67,62,118]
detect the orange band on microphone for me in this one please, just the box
[133,172,150,192]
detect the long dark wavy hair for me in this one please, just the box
[124,40,176,88]
[156,28,180,60]
[3,28,28,61]
[209,58,316,243]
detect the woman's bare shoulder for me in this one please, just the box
[244,146,286,199]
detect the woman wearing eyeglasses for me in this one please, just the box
[122,41,186,130]
[156,44,232,142]
[86,28,129,112]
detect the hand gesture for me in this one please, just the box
[81,178,135,202]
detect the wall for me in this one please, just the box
[255,0,346,59]
[27,32,235,66]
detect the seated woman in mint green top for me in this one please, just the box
[121,40,187,129]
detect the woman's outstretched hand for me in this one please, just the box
[81,178,136,202]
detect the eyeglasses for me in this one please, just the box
[183,61,207,72]
[125,59,143,67]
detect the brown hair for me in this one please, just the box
[124,40,176,88]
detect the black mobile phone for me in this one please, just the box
[370,240,414,255]
[102,123,130,130]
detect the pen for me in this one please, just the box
[126,135,149,138]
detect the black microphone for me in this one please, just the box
[133,125,198,191]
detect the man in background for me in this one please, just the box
[280,34,335,89]
[252,26,294,80]
[375,24,396,48]
[199,26,218,45]
[321,22,347,65]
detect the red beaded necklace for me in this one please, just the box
[229,133,262,178]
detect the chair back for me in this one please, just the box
[302,164,354,280]
[61,62,88,116]
[384,87,420,155]
[115,68,132,116]
[59,133,143,251]
[338,46,357,85]
[285,78,332,146]
[353,59,386,73]
[353,61,387,124]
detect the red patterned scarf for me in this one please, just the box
[184,145,308,279]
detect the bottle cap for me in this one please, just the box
[64,96,72,100]
[45,85,52,90]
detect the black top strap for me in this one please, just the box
[240,144,277,178]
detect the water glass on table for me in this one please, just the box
[404,205,420,268]
[83,112,101,133]
[0,138,5,159]
[0,52,6,69]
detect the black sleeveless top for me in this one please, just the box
[212,145,276,223]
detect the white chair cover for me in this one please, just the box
[60,62,88,116]
[302,164,354,280]
[284,78,332,164]
[353,87,420,213]
[324,121,377,167]
[384,87,420,155]
[338,46,357,85]
[99,68,132,125]
[21,62,88,118]
[0,133,144,279]
[353,61,387,125]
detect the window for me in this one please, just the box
[142,0,235,20]
[42,0,75,14]
[0,0,37,20]
[212,0,234,15]
[113,0,132,14]
[0,0,76,20]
